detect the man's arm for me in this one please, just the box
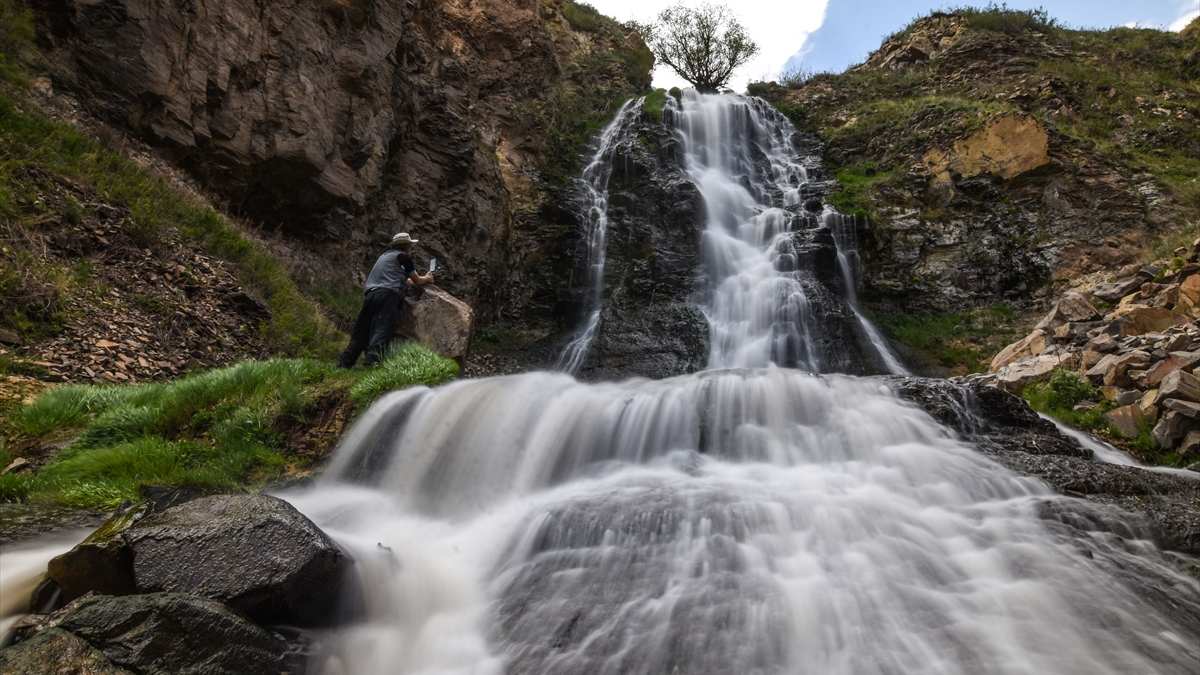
[409,270,434,286]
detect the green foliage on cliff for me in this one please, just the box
[1022,369,1106,426]
[827,163,892,218]
[0,95,342,356]
[1,345,458,508]
[891,4,1059,41]
[643,88,668,122]
[562,1,608,33]
[874,304,1022,374]
[0,0,33,85]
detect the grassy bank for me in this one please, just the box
[0,344,458,509]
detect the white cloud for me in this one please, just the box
[1169,9,1199,31]
[585,0,831,92]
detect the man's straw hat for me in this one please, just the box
[390,232,419,246]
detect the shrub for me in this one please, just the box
[1022,369,1110,432]
[563,1,607,33]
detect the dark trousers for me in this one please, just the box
[339,288,403,367]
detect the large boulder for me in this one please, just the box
[47,494,351,626]
[0,627,130,674]
[3,594,289,674]
[397,286,475,361]
[993,353,1075,392]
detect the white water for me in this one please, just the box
[292,370,1200,674]
[557,99,643,374]
[827,208,909,375]
[1048,415,1199,479]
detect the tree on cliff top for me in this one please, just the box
[636,3,758,92]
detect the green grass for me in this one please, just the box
[875,304,1022,374]
[888,3,1059,42]
[2,345,458,509]
[828,163,892,218]
[0,0,33,85]
[349,342,461,407]
[643,89,668,122]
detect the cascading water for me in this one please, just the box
[557,99,644,374]
[7,93,1200,674]
[827,209,909,374]
[276,92,1200,674]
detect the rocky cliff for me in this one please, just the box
[29,0,652,332]
[754,11,1200,373]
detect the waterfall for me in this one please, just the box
[556,99,644,374]
[280,93,1200,673]
[291,369,1200,674]
[560,90,907,374]
[826,209,910,375]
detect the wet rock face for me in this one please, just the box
[30,0,650,324]
[573,108,709,380]
[2,594,291,675]
[46,493,352,626]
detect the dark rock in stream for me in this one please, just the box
[2,594,291,674]
[45,493,352,626]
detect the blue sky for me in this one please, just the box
[588,0,1200,91]
[786,0,1200,76]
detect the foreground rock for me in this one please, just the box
[46,494,351,626]
[1,594,290,674]
[397,286,476,361]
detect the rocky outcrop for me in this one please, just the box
[569,102,707,379]
[754,13,1199,317]
[45,493,351,626]
[397,286,475,361]
[2,594,292,674]
[922,114,1050,193]
[985,238,1200,463]
[29,0,651,330]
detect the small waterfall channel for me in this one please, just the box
[4,93,1199,674]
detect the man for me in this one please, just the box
[339,232,435,368]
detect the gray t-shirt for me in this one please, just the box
[364,250,416,293]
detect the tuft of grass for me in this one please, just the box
[888,3,1059,43]
[643,89,668,122]
[1022,368,1110,431]
[5,345,458,508]
[350,342,460,407]
[562,1,607,33]
[875,304,1022,374]
[828,163,892,219]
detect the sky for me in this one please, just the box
[586,0,1200,92]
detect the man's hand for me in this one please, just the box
[412,272,435,287]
